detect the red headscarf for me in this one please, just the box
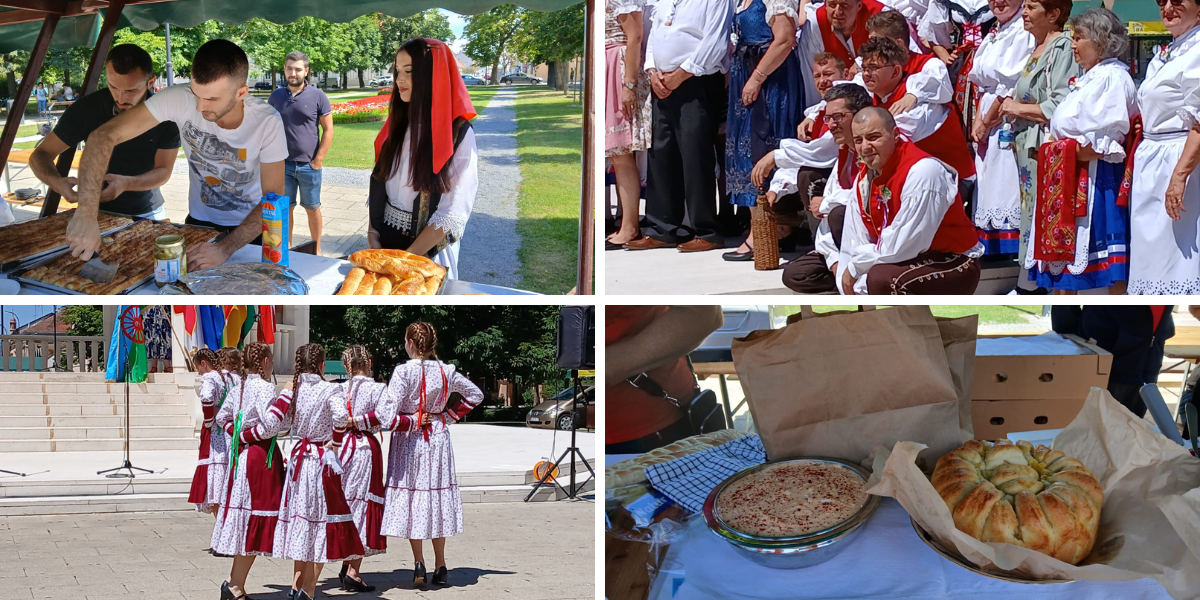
[374,38,477,174]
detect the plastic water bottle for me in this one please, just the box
[998,121,1015,150]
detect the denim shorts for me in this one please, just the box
[284,160,322,209]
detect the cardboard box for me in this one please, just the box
[970,334,1112,440]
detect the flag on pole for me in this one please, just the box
[240,305,257,345]
[199,306,224,350]
[258,305,276,344]
[106,305,148,383]
[173,305,199,354]
[223,305,248,349]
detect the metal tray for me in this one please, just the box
[0,211,138,274]
[9,220,220,295]
[910,518,1074,585]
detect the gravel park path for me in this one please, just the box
[456,86,522,288]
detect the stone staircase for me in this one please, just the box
[0,371,196,452]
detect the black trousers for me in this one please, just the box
[645,73,726,244]
[782,204,846,293]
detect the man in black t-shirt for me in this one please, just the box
[30,44,180,219]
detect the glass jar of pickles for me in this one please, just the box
[154,234,185,287]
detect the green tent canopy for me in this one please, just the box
[0,0,579,53]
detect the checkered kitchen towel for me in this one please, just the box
[645,434,767,514]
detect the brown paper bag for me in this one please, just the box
[731,305,976,469]
[866,388,1200,598]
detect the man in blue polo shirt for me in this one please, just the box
[268,50,333,254]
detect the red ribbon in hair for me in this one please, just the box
[374,38,477,174]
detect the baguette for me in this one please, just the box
[337,268,367,295]
[354,271,378,294]
[372,274,394,295]
[350,248,446,279]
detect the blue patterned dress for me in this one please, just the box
[726,0,805,207]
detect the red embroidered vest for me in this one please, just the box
[873,74,976,179]
[816,0,885,67]
[856,140,978,255]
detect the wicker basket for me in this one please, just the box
[751,192,779,270]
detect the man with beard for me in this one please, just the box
[836,107,981,294]
[268,51,333,255]
[30,44,180,220]
[67,39,287,271]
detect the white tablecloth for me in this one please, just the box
[648,499,1172,600]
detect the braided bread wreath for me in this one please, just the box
[931,439,1104,565]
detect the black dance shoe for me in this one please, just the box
[295,591,313,600]
[338,563,348,584]
[219,582,252,600]
[341,574,376,593]
[722,248,754,262]
[432,566,449,585]
[413,561,427,587]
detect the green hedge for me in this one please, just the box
[332,112,386,124]
[462,406,532,423]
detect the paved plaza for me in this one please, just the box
[0,498,594,600]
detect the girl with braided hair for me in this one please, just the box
[264,343,364,600]
[212,343,287,600]
[354,322,483,587]
[188,348,228,517]
[336,345,388,592]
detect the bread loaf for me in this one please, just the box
[372,274,394,295]
[354,271,378,295]
[932,439,1103,565]
[337,268,367,295]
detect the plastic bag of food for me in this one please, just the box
[261,192,290,267]
[158,261,308,295]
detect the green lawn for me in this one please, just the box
[780,305,1046,326]
[321,87,503,170]
[511,87,582,294]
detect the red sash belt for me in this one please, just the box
[1117,115,1142,208]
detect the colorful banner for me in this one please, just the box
[106,305,147,383]
[258,305,276,344]
[199,305,224,351]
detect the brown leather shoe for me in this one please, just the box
[678,238,723,252]
[624,237,676,250]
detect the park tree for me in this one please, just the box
[1,51,29,96]
[62,305,104,337]
[463,5,526,85]
[309,305,569,405]
[517,4,584,92]
[376,10,456,74]
[343,13,385,88]
[41,46,92,89]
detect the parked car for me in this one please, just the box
[252,81,274,91]
[462,75,486,86]
[500,72,541,85]
[369,75,393,87]
[527,386,595,430]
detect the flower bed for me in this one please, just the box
[331,94,390,124]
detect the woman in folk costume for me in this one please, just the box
[267,344,364,600]
[213,343,287,600]
[336,345,388,592]
[368,38,478,280]
[352,322,483,587]
[966,0,1034,255]
[918,0,993,127]
[1128,0,1200,294]
[1025,7,1137,294]
[188,349,232,518]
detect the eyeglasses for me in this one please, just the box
[861,64,897,75]
[823,112,852,123]
[1156,0,1186,7]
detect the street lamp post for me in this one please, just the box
[164,23,174,86]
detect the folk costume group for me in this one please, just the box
[187,322,483,600]
[605,0,1200,295]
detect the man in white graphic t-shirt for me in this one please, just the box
[67,39,287,271]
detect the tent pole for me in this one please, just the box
[576,0,596,295]
[0,15,58,200]
[40,0,127,217]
